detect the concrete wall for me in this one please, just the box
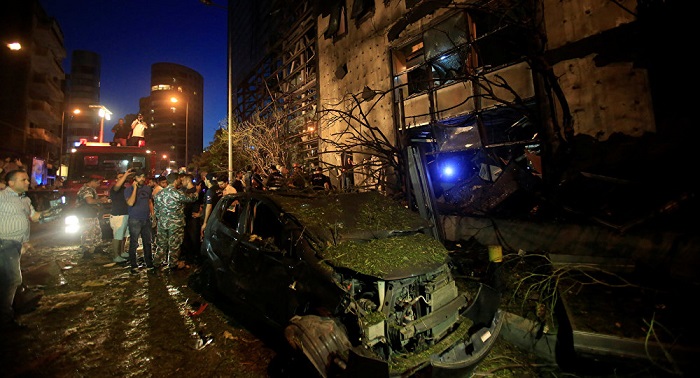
[317,0,657,148]
[544,0,655,139]
[316,3,402,169]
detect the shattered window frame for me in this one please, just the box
[324,0,348,40]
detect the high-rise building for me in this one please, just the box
[144,62,203,171]
[64,50,102,148]
[0,0,65,183]
[229,1,319,167]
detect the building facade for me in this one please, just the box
[227,0,688,211]
[1,0,65,184]
[143,62,204,171]
[64,50,103,149]
[229,0,319,170]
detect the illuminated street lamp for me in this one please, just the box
[58,107,80,176]
[170,97,189,168]
[88,104,112,143]
[161,154,169,172]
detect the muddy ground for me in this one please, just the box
[0,222,689,377]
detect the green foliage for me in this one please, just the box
[194,112,308,175]
[322,233,447,278]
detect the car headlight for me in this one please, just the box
[65,215,80,234]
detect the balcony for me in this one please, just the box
[27,100,57,125]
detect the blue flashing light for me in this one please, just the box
[442,165,455,178]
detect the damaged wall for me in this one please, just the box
[316,0,658,153]
[544,0,655,140]
[544,0,637,50]
[554,56,655,139]
[316,2,406,169]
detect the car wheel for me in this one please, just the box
[284,315,352,378]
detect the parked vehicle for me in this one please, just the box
[200,190,503,377]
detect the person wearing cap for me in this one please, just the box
[153,172,198,269]
[128,113,148,147]
[76,175,109,256]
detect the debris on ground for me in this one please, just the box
[187,302,208,317]
[39,291,93,311]
[193,330,214,350]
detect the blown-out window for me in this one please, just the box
[324,0,347,39]
[392,11,528,98]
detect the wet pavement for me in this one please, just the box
[1,221,277,378]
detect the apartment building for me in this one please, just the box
[1,0,65,184]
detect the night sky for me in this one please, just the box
[39,0,228,146]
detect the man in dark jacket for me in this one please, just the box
[264,165,285,190]
[200,173,222,238]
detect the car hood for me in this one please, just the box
[274,191,448,280]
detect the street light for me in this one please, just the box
[58,107,80,176]
[88,104,112,143]
[170,97,189,168]
[161,154,169,173]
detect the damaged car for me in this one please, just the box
[200,190,503,377]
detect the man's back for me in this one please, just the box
[311,172,330,190]
[154,185,195,224]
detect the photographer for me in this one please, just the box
[128,114,148,147]
[108,169,133,263]
[124,170,155,273]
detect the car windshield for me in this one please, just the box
[274,191,430,241]
[271,191,445,278]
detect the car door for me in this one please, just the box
[231,197,304,324]
[207,194,246,296]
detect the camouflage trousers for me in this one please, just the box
[155,222,185,265]
[81,217,102,251]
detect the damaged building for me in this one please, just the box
[230,0,695,271]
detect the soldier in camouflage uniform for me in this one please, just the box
[76,176,108,255]
[153,172,198,269]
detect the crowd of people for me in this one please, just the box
[101,163,339,272]
[0,158,349,329]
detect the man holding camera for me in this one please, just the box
[108,169,133,263]
[124,170,154,273]
[128,114,148,147]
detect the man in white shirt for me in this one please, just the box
[128,113,148,147]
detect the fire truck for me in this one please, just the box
[58,142,157,239]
